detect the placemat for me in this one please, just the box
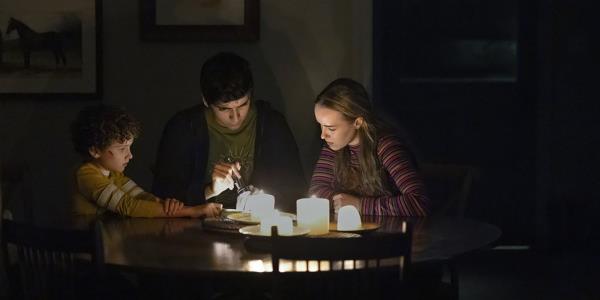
[202,217,246,234]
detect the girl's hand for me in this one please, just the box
[332,193,361,214]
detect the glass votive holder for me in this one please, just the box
[337,205,362,231]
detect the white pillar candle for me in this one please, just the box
[260,214,293,236]
[235,190,252,211]
[337,205,362,231]
[245,193,275,221]
[296,197,330,235]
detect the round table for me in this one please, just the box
[99,215,500,274]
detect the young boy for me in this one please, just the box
[70,105,222,218]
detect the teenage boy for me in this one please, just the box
[152,52,306,212]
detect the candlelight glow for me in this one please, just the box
[247,260,266,272]
[297,197,330,235]
[307,260,320,272]
[295,260,307,272]
[260,214,293,235]
[247,259,337,272]
[245,193,275,221]
[337,205,362,231]
[344,260,355,270]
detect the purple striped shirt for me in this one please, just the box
[309,135,429,216]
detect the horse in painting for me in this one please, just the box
[6,17,67,68]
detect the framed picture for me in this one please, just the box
[140,0,259,42]
[0,0,101,98]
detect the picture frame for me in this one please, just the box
[0,0,102,98]
[140,0,259,42]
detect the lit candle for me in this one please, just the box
[245,192,275,221]
[337,205,362,231]
[260,214,293,236]
[296,197,329,235]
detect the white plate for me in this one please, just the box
[239,225,310,237]
[220,209,243,217]
[227,212,296,225]
[329,222,380,233]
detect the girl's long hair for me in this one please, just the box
[315,78,391,196]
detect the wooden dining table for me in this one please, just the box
[96,215,501,275]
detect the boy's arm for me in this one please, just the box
[76,166,218,218]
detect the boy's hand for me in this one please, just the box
[205,162,241,199]
[191,203,223,218]
[163,198,184,216]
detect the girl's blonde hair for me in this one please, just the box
[315,78,390,196]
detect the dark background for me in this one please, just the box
[374,0,598,249]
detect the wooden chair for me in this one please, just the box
[0,173,5,298]
[270,223,412,300]
[1,219,105,300]
[420,162,478,218]
[419,162,479,299]
[0,162,34,222]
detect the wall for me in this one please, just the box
[0,0,372,223]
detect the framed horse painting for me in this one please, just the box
[140,0,259,42]
[0,0,101,98]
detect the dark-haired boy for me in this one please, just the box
[152,52,306,212]
[71,105,222,218]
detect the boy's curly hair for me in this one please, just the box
[71,105,141,159]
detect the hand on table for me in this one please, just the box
[197,203,223,218]
[162,198,185,216]
[332,193,362,214]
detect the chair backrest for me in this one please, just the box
[420,162,478,218]
[270,223,412,300]
[1,219,104,300]
[0,162,34,222]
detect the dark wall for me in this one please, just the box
[536,0,599,250]
[374,0,598,248]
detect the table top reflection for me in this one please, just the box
[96,215,500,275]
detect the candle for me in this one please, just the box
[245,192,275,221]
[260,214,293,236]
[296,197,329,235]
[235,190,252,211]
[337,205,362,231]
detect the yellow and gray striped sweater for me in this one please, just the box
[71,162,164,217]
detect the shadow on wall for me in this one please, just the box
[0,99,90,225]
[249,15,322,183]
